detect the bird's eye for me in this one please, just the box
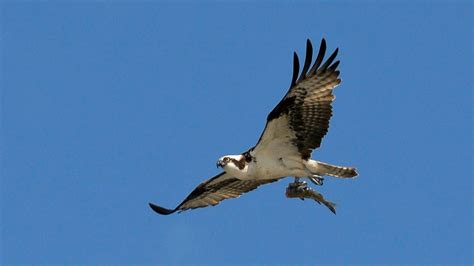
[224,157,230,162]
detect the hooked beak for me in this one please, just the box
[216,159,225,168]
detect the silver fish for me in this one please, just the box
[285,181,336,214]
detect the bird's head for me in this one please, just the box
[217,155,248,176]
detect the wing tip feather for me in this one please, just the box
[291,52,300,87]
[291,38,340,87]
[319,47,339,72]
[298,39,313,81]
[309,38,327,75]
[149,202,178,215]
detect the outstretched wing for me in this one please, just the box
[252,39,341,159]
[149,172,279,215]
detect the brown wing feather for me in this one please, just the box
[255,39,341,159]
[149,172,279,215]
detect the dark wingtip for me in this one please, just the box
[298,39,313,82]
[149,202,177,215]
[309,38,327,75]
[290,52,300,87]
[326,202,337,215]
[320,38,327,51]
[320,47,339,72]
[306,39,313,57]
[328,60,340,71]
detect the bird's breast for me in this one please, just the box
[247,156,292,180]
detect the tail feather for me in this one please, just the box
[308,160,358,178]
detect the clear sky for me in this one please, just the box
[1,1,472,264]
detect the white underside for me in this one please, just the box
[222,114,329,181]
[248,154,308,180]
[223,154,326,181]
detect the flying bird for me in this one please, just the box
[149,39,358,215]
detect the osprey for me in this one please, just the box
[149,39,358,215]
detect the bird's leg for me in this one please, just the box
[290,177,307,189]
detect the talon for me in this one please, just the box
[286,179,309,198]
[309,175,324,186]
[296,182,308,192]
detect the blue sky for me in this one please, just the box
[1,1,472,264]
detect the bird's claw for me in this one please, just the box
[288,180,307,190]
[287,180,313,200]
[309,175,324,186]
